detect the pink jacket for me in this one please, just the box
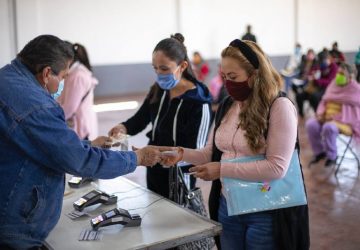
[317,79,360,143]
[183,98,298,182]
[58,62,98,140]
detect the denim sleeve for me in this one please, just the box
[82,140,91,146]
[14,105,137,179]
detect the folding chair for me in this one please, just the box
[335,134,360,177]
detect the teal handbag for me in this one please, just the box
[222,150,307,216]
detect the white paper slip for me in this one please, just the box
[160,150,179,157]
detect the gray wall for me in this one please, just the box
[93,52,357,98]
[93,63,156,97]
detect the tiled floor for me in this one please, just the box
[96,94,360,250]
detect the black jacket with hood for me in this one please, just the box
[122,81,212,197]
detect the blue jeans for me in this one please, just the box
[218,195,275,250]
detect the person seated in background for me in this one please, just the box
[295,52,337,117]
[306,63,360,167]
[330,41,345,65]
[57,43,98,140]
[355,46,360,82]
[280,43,303,92]
[317,47,329,63]
[291,49,318,113]
[192,51,210,83]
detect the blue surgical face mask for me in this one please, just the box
[156,73,180,90]
[51,79,64,99]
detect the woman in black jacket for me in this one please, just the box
[108,33,212,198]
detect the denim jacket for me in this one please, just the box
[0,59,137,249]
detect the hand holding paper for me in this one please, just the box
[154,146,184,167]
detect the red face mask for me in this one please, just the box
[225,79,252,101]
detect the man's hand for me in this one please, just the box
[108,124,127,137]
[189,162,221,181]
[91,136,113,148]
[134,146,161,166]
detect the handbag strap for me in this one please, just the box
[80,87,92,103]
[67,86,93,120]
[212,96,233,161]
[169,164,189,205]
[265,91,300,151]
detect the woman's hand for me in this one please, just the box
[108,124,127,137]
[158,147,184,167]
[91,136,113,148]
[189,162,221,181]
[133,146,184,167]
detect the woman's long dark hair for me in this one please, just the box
[149,33,198,103]
[153,33,197,83]
[73,43,92,72]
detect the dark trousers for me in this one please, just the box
[356,64,360,82]
[295,89,325,117]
